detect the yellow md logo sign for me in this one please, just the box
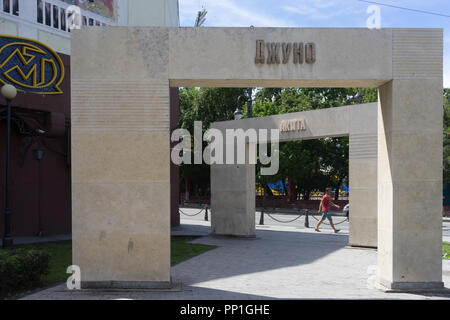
[0,35,65,94]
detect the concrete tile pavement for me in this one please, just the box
[22,220,450,300]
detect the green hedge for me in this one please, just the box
[0,249,50,298]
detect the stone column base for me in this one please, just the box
[210,233,257,239]
[376,278,446,293]
[81,280,173,290]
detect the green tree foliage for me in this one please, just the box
[194,8,207,27]
[0,249,50,298]
[180,87,247,132]
[253,88,377,200]
[179,86,448,201]
[444,88,450,186]
[179,87,248,196]
[179,87,379,199]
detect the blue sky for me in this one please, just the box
[179,0,450,87]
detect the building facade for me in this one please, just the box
[0,0,179,238]
[1,0,179,54]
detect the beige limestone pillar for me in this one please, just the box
[210,138,256,237]
[377,78,443,290]
[377,29,443,291]
[71,28,171,288]
[211,163,256,237]
[349,104,378,248]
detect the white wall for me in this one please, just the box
[165,0,179,27]
[124,0,179,27]
[127,0,164,26]
[0,0,180,55]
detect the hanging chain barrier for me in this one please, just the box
[257,207,306,225]
[179,208,204,217]
[179,201,349,226]
[257,207,349,226]
[266,212,304,224]
[256,188,348,227]
[179,203,210,221]
[309,211,349,226]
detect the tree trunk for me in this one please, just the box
[287,178,295,203]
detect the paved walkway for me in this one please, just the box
[23,219,450,300]
[179,207,450,243]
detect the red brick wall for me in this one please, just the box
[0,53,71,237]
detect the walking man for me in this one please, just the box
[315,188,341,233]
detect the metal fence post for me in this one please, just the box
[259,190,266,225]
[204,206,209,221]
[304,210,309,228]
[259,210,264,225]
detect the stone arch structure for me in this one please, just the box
[71,27,443,291]
[210,103,378,249]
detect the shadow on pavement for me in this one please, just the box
[172,225,350,286]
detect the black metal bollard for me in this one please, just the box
[304,210,309,228]
[204,206,209,221]
[260,191,266,226]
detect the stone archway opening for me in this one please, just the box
[71,27,444,291]
[210,102,378,249]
